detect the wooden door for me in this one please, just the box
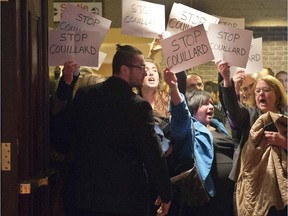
[1,0,50,215]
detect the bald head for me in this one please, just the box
[186,73,204,91]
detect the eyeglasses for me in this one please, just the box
[254,87,272,95]
[125,64,146,72]
[188,83,203,88]
[240,83,254,93]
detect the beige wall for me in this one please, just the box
[192,0,287,27]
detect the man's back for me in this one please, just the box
[68,76,171,215]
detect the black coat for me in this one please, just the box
[67,76,172,215]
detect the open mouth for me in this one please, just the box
[148,77,156,83]
[206,111,213,117]
[258,98,267,106]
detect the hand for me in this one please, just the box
[233,70,246,94]
[148,38,162,59]
[163,68,177,89]
[264,131,287,150]
[215,60,231,87]
[62,61,79,85]
[216,60,230,78]
[155,196,171,216]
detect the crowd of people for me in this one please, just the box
[48,39,287,216]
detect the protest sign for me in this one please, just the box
[91,51,107,70]
[48,29,100,67]
[245,37,263,73]
[216,16,245,29]
[166,3,219,35]
[160,24,214,73]
[230,37,263,75]
[207,23,253,68]
[59,4,111,44]
[121,0,165,38]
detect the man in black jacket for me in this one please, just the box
[66,44,172,216]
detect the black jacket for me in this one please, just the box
[67,76,172,215]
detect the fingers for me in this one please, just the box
[154,196,161,205]
[63,61,79,74]
[163,68,176,84]
[156,202,171,216]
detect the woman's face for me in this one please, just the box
[194,98,214,126]
[142,61,159,89]
[240,83,254,105]
[254,80,278,113]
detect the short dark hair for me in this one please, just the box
[186,89,211,115]
[204,81,218,94]
[112,44,143,75]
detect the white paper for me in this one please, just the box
[161,24,214,73]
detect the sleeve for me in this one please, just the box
[56,75,79,101]
[169,94,191,140]
[176,71,187,95]
[219,81,250,129]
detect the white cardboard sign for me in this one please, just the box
[48,30,100,67]
[121,0,165,38]
[230,37,263,75]
[207,23,253,68]
[166,3,219,35]
[160,24,214,73]
[59,4,111,45]
[216,15,245,29]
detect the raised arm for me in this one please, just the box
[163,68,181,106]
[51,61,79,115]
[216,60,250,128]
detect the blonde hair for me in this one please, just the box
[73,73,105,97]
[153,90,170,118]
[251,75,287,112]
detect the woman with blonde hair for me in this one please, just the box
[216,60,287,216]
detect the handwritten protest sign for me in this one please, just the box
[166,3,219,35]
[59,4,111,45]
[216,16,245,29]
[121,0,165,38]
[48,29,100,67]
[91,51,107,70]
[207,23,253,68]
[160,24,214,73]
[230,37,263,75]
[245,37,263,73]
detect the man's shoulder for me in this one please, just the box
[132,94,151,108]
